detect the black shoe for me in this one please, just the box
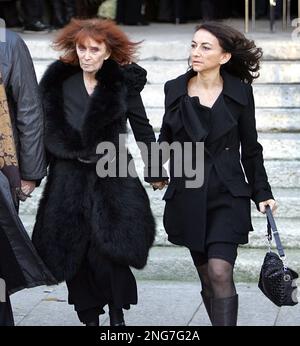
[84,318,99,326]
[109,305,126,326]
[23,21,49,33]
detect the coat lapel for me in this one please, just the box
[206,70,248,144]
[179,95,210,142]
[165,69,249,145]
[164,69,194,109]
[205,94,237,144]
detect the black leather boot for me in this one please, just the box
[109,305,126,326]
[211,294,238,326]
[0,293,15,326]
[201,291,212,323]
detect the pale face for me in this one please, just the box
[190,29,231,73]
[76,37,110,74]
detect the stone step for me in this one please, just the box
[20,210,300,249]
[256,133,300,160]
[264,160,300,188]
[20,183,300,226]
[141,185,300,222]
[135,158,300,190]
[143,186,300,218]
[21,207,300,249]
[248,217,300,249]
[146,108,300,132]
[138,38,300,61]
[23,32,300,61]
[32,62,300,134]
[142,84,300,109]
[19,162,300,217]
[19,134,300,218]
[129,130,300,161]
[132,246,300,282]
[140,60,300,85]
[133,214,300,248]
[33,59,300,85]
[151,217,300,249]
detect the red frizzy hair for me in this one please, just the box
[52,18,139,65]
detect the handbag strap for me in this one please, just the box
[266,205,285,258]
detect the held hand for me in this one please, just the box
[150,181,168,191]
[21,180,36,196]
[259,199,278,214]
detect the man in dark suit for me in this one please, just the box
[256,0,283,19]
[116,0,148,25]
[20,0,49,32]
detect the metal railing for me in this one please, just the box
[245,0,300,32]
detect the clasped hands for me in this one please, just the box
[150,180,169,191]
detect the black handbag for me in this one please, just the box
[258,206,299,307]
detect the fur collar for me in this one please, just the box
[40,59,128,159]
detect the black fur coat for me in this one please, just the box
[32,59,156,283]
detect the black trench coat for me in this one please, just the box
[158,69,274,251]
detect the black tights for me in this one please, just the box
[195,259,236,299]
[190,243,238,299]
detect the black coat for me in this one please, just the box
[32,59,156,283]
[0,30,56,295]
[0,30,47,182]
[0,172,57,295]
[159,69,274,248]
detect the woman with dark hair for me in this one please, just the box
[158,22,277,326]
[32,18,166,326]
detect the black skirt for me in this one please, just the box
[66,250,137,318]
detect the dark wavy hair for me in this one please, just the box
[52,18,139,65]
[194,22,263,84]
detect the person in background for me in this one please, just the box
[116,0,148,25]
[157,0,185,24]
[50,0,77,29]
[0,29,57,326]
[20,0,49,32]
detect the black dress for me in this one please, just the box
[184,96,241,246]
[62,72,137,322]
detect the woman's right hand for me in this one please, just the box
[259,199,278,214]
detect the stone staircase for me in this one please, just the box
[20,26,300,282]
